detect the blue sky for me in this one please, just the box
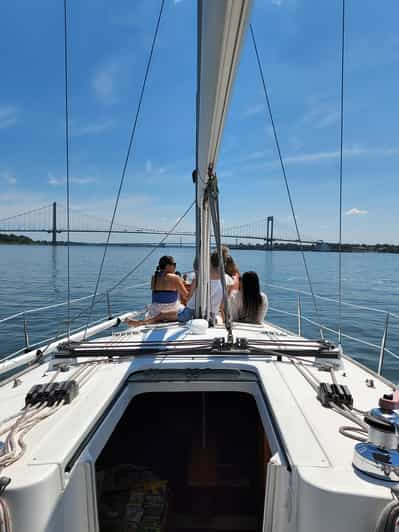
[1,0,399,244]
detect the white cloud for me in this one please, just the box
[145,160,167,179]
[316,111,340,129]
[243,103,265,117]
[0,105,19,129]
[303,102,340,130]
[289,136,304,152]
[243,150,267,161]
[346,208,368,216]
[262,146,399,166]
[145,160,152,174]
[72,177,97,185]
[1,172,17,185]
[48,176,64,186]
[48,174,97,186]
[72,120,114,136]
[92,60,120,104]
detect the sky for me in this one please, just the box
[1,0,399,244]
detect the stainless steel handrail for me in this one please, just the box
[269,293,399,374]
[1,280,398,377]
[0,282,149,325]
[266,282,399,320]
[0,307,146,365]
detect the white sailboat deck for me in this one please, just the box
[0,320,394,525]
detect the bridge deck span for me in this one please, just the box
[0,227,319,245]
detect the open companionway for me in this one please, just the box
[95,391,271,532]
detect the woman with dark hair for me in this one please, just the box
[126,255,188,326]
[230,271,268,324]
[126,251,227,327]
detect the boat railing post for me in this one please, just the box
[297,295,302,336]
[106,291,113,320]
[23,313,30,353]
[377,312,390,376]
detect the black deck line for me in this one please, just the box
[54,347,339,359]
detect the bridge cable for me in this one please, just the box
[108,200,195,294]
[83,0,165,339]
[0,204,52,224]
[63,0,72,339]
[26,200,194,358]
[337,0,346,346]
[249,24,325,340]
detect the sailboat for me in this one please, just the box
[1,1,399,531]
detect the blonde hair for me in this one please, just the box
[224,255,238,276]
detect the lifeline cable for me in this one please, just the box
[250,23,325,340]
[83,0,165,339]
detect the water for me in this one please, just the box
[1,245,399,382]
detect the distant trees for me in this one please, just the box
[0,233,48,245]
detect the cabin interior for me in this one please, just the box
[95,391,270,532]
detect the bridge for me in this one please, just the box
[0,202,324,248]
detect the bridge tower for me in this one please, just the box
[266,216,274,249]
[52,202,57,246]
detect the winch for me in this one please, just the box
[353,390,399,481]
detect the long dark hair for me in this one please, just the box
[157,255,175,271]
[241,271,262,319]
[152,255,175,290]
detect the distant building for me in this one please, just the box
[316,240,331,252]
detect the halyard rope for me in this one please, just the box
[250,23,325,340]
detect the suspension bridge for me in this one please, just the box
[0,202,325,248]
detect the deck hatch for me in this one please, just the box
[128,368,258,382]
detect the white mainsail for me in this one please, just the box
[195,0,252,318]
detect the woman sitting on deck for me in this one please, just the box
[230,271,268,325]
[126,251,225,327]
[126,256,188,326]
[224,254,240,292]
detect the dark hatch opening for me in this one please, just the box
[96,391,270,532]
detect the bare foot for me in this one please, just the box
[125,318,142,327]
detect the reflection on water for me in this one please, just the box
[51,246,61,296]
[1,245,399,382]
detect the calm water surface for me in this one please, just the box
[1,245,399,381]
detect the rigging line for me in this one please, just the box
[109,200,195,293]
[249,24,325,340]
[338,0,346,345]
[63,0,71,340]
[83,0,165,339]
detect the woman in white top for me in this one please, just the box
[230,271,268,324]
[185,251,232,321]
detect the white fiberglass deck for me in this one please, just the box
[0,320,395,531]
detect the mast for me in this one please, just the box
[195,0,253,318]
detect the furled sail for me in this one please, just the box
[195,0,252,318]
